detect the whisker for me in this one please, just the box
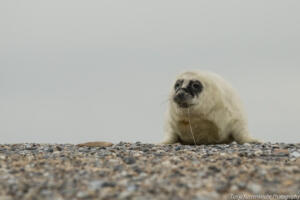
[188,108,197,145]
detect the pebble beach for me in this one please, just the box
[0,142,300,200]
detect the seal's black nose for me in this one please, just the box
[174,91,188,103]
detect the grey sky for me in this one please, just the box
[1,0,300,143]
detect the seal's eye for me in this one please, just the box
[191,81,203,92]
[193,83,201,89]
[174,79,183,90]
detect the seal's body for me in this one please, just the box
[162,70,260,145]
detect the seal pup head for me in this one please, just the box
[170,70,220,113]
[172,77,202,108]
[171,71,206,109]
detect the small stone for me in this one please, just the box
[123,156,136,164]
[162,160,171,166]
[132,165,142,173]
[254,150,263,156]
[216,182,230,193]
[283,180,294,186]
[76,191,91,199]
[46,148,54,153]
[56,146,63,151]
[101,182,116,187]
[290,151,300,158]
[273,149,289,156]
[141,148,149,152]
[25,144,37,150]
[77,141,113,148]
[40,189,52,196]
[175,146,181,151]
[119,191,132,199]
[88,180,104,190]
[230,185,238,192]
[208,165,221,173]
[219,152,227,156]
[232,158,242,166]
[237,181,247,189]
[113,165,123,171]
[127,184,138,192]
[247,183,262,194]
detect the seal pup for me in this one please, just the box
[162,70,260,145]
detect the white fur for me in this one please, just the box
[162,70,260,145]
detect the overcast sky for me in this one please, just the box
[1,0,300,144]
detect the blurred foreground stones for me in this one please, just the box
[0,142,299,200]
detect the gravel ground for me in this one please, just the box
[0,142,300,200]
